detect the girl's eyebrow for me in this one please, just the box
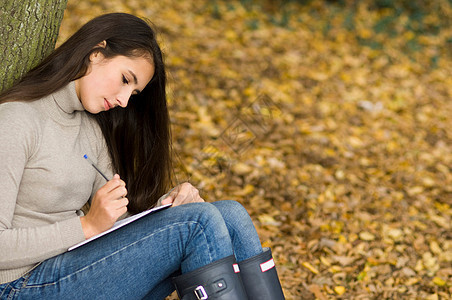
[128,70,141,94]
[128,70,138,84]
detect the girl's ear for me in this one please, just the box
[96,40,107,48]
[90,49,105,63]
[90,40,107,62]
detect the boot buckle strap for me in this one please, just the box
[194,285,208,299]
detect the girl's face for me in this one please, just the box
[75,53,155,113]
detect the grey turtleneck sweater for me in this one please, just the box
[0,82,113,284]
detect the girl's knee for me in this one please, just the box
[186,202,221,217]
[212,200,251,221]
[180,202,227,229]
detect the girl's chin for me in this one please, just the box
[84,106,103,114]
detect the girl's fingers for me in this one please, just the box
[115,197,129,209]
[98,174,127,199]
[161,195,174,205]
[161,182,205,207]
[110,185,127,199]
[102,175,126,192]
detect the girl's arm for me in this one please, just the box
[0,103,85,270]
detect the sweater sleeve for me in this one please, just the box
[0,103,85,269]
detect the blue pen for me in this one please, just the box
[83,154,110,181]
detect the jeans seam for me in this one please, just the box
[7,288,15,300]
[3,285,16,300]
[199,222,213,263]
[185,220,213,264]
[0,283,9,298]
[23,221,207,289]
[20,262,42,288]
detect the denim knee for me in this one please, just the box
[179,202,233,265]
[185,202,230,229]
[211,200,262,261]
[211,200,253,228]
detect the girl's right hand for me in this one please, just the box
[80,174,128,239]
[161,182,204,207]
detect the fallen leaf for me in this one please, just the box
[359,231,376,241]
[432,277,447,287]
[302,262,319,274]
[334,286,346,295]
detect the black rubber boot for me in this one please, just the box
[238,247,285,300]
[172,255,249,299]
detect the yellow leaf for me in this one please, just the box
[169,56,185,66]
[225,30,237,41]
[334,286,346,295]
[432,277,446,286]
[307,71,329,81]
[359,231,375,241]
[320,256,332,267]
[261,240,272,248]
[338,235,347,244]
[429,241,442,255]
[435,201,450,212]
[257,214,280,226]
[349,233,358,243]
[387,228,403,241]
[335,169,345,180]
[385,277,394,286]
[406,186,424,196]
[324,285,334,294]
[340,72,351,82]
[403,31,415,40]
[235,184,254,196]
[422,177,436,187]
[302,262,319,274]
[405,277,420,286]
[429,214,450,229]
[367,257,380,266]
[439,250,452,262]
[232,162,252,175]
[415,259,424,272]
[348,136,364,148]
[328,265,342,273]
[243,87,255,97]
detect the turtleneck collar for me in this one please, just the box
[53,81,85,114]
[41,81,87,126]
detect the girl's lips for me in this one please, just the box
[104,99,111,111]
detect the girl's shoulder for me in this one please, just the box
[0,100,37,116]
[0,100,44,131]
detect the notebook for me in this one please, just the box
[68,203,172,251]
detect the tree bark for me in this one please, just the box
[0,0,68,93]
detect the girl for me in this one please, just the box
[0,13,284,299]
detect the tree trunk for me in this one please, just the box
[0,0,68,93]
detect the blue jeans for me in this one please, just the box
[0,201,262,299]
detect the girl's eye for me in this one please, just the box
[122,75,129,84]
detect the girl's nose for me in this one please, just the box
[117,89,132,108]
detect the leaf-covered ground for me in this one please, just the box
[59,1,452,298]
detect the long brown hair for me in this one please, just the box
[0,13,172,214]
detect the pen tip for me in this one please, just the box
[83,154,88,159]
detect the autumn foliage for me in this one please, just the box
[59,0,452,298]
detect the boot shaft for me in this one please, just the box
[238,247,285,300]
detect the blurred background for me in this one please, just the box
[58,0,452,298]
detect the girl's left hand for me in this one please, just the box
[161,182,204,207]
